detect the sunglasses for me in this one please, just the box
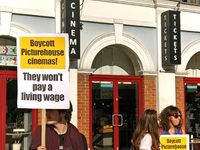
[172,114,182,118]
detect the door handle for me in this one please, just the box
[112,114,123,127]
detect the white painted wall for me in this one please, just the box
[181,11,200,32]
[1,0,200,120]
[0,12,12,35]
[69,69,78,127]
[0,0,54,12]
[81,0,156,27]
[157,72,176,112]
[0,0,55,17]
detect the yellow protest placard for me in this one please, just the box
[19,36,66,69]
[160,134,189,150]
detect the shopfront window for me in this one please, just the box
[185,52,200,138]
[185,82,200,138]
[92,81,114,149]
[6,78,32,150]
[91,77,141,150]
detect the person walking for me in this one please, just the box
[131,109,160,150]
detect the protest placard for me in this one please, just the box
[17,33,69,109]
[17,33,70,146]
[160,134,189,150]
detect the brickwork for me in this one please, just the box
[78,74,90,146]
[143,76,157,110]
[175,77,186,127]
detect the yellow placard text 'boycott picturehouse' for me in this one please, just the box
[20,37,66,69]
[160,135,189,150]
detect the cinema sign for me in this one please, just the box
[161,10,181,66]
[61,0,80,60]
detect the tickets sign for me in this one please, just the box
[17,34,70,109]
[161,10,181,66]
[160,134,189,150]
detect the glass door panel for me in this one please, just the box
[118,82,138,150]
[92,81,114,150]
[6,78,32,150]
[185,83,200,138]
[90,75,142,150]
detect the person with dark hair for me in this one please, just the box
[160,105,185,135]
[131,109,160,150]
[30,102,85,150]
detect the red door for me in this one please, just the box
[184,77,200,138]
[90,75,143,150]
[0,71,37,150]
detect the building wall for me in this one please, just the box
[12,14,55,33]
[175,77,185,127]
[1,0,54,13]
[80,22,114,57]
[77,74,90,146]
[79,1,200,114]
[123,26,157,69]
[1,0,200,149]
[143,76,157,110]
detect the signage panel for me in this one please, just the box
[17,33,70,109]
[161,10,181,66]
[160,134,189,150]
[61,0,80,60]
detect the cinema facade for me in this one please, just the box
[1,0,200,150]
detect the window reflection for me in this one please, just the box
[92,82,114,150]
[185,83,200,138]
[6,78,32,150]
[92,81,139,150]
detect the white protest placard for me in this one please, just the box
[17,33,69,109]
[160,134,190,150]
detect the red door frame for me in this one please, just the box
[0,70,37,150]
[184,77,200,84]
[89,75,143,150]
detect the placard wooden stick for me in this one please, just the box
[41,109,46,146]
